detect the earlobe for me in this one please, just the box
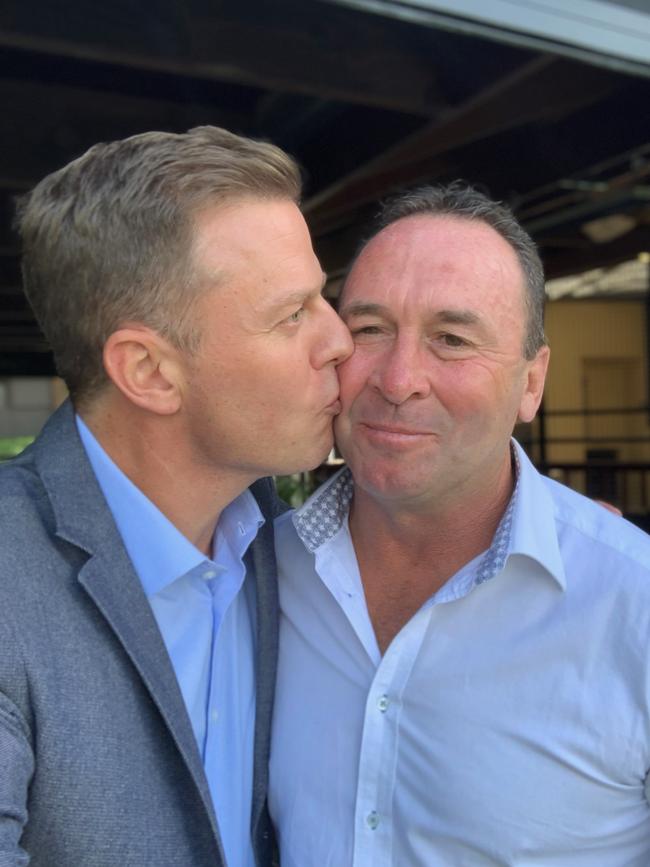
[103,326,182,415]
[518,346,550,424]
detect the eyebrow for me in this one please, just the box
[267,272,328,313]
[340,301,482,327]
[436,309,481,326]
[340,302,386,320]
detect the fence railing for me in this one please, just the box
[518,404,650,522]
[538,461,650,527]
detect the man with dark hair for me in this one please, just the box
[270,183,650,866]
[1,126,351,866]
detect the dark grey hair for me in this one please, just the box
[358,182,546,359]
[15,125,302,405]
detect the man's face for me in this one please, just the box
[179,197,352,481]
[334,215,549,510]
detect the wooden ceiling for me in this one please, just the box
[1,0,649,374]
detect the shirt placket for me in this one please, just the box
[352,604,433,866]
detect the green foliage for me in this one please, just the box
[0,436,34,460]
[275,473,317,507]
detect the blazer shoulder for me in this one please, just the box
[0,448,87,606]
[0,450,53,536]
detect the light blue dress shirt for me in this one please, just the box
[77,416,262,867]
[270,440,650,866]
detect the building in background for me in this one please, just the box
[0,0,649,522]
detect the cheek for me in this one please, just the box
[441,359,507,401]
[337,354,371,408]
[232,350,295,400]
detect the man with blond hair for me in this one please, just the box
[0,126,351,866]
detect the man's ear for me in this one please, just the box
[103,325,183,415]
[518,345,550,424]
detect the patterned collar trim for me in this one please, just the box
[293,467,354,554]
[293,445,521,586]
[475,449,520,585]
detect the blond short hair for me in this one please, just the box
[15,126,302,403]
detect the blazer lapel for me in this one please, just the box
[32,402,223,855]
[77,548,221,839]
[248,478,282,847]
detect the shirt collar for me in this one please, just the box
[293,468,354,553]
[508,440,566,590]
[76,414,264,597]
[293,439,565,591]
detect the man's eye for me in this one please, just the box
[441,333,467,347]
[351,324,382,336]
[286,308,304,324]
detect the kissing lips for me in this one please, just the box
[324,398,342,415]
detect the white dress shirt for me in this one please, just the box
[77,416,262,867]
[269,441,650,866]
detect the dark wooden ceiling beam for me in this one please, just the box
[0,0,446,116]
[305,56,621,226]
[542,226,650,278]
[526,189,650,235]
[0,78,250,190]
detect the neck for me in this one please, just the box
[80,396,254,556]
[353,454,514,558]
[348,456,516,654]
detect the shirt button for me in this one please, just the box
[377,695,390,713]
[366,811,379,830]
[210,709,219,723]
[203,569,217,581]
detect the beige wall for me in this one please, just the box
[540,298,649,507]
[544,298,648,458]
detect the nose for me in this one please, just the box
[313,297,354,368]
[369,336,431,405]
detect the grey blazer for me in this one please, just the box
[0,401,283,867]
